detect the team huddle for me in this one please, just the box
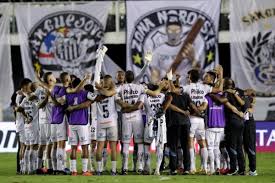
[13,47,257,177]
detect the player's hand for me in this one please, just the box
[144,50,153,65]
[226,89,236,94]
[159,80,167,89]
[95,82,103,90]
[238,111,244,118]
[181,43,195,61]
[84,74,92,81]
[166,69,173,81]
[16,90,24,96]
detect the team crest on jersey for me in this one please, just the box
[245,31,275,85]
[129,7,217,69]
[29,11,104,76]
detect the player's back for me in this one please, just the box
[182,82,212,107]
[66,90,88,125]
[144,93,165,116]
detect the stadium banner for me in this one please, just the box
[0,4,14,108]
[230,0,275,95]
[15,2,113,80]
[1,121,275,153]
[126,0,221,84]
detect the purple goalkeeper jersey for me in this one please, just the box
[51,85,67,124]
[205,94,225,128]
[66,90,88,125]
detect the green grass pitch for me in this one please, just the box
[0,153,274,183]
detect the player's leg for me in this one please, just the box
[78,125,91,176]
[96,127,107,175]
[102,141,108,172]
[196,119,208,174]
[37,124,46,173]
[236,126,245,175]
[121,117,132,174]
[107,126,118,175]
[181,123,191,174]
[90,140,96,172]
[69,125,77,175]
[189,119,197,173]
[19,130,26,174]
[133,118,145,173]
[50,124,58,173]
[56,120,68,172]
[70,145,77,175]
[206,129,215,174]
[168,125,178,175]
[225,125,238,175]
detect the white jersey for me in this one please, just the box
[143,93,166,116]
[117,83,146,119]
[20,95,39,131]
[88,92,118,128]
[35,87,48,124]
[182,82,212,107]
[151,42,194,84]
[15,93,25,132]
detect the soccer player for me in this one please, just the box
[243,89,257,176]
[223,78,246,175]
[14,78,32,174]
[17,82,41,174]
[117,70,165,175]
[50,72,70,174]
[65,78,95,176]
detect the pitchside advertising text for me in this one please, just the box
[0,122,275,153]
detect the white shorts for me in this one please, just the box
[18,130,25,143]
[39,123,51,145]
[144,116,167,146]
[190,116,206,140]
[51,118,67,142]
[206,128,224,150]
[122,114,144,144]
[69,125,90,146]
[97,126,118,142]
[90,121,97,141]
[25,128,39,145]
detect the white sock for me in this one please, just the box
[102,148,108,170]
[63,150,67,169]
[111,161,117,172]
[82,158,88,173]
[51,148,57,171]
[37,157,43,169]
[144,145,151,172]
[156,146,163,172]
[47,159,53,169]
[24,150,30,173]
[57,148,65,171]
[122,143,129,170]
[70,159,77,172]
[189,148,195,171]
[20,159,24,173]
[97,161,103,172]
[214,148,221,170]
[221,147,228,169]
[137,144,144,171]
[201,147,208,170]
[208,148,215,173]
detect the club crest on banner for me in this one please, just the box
[245,31,275,85]
[28,11,104,77]
[129,7,217,76]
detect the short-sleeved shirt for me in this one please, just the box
[35,87,49,124]
[181,82,212,107]
[88,91,118,128]
[143,93,166,117]
[66,90,89,125]
[166,92,192,126]
[20,95,39,130]
[117,83,146,119]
